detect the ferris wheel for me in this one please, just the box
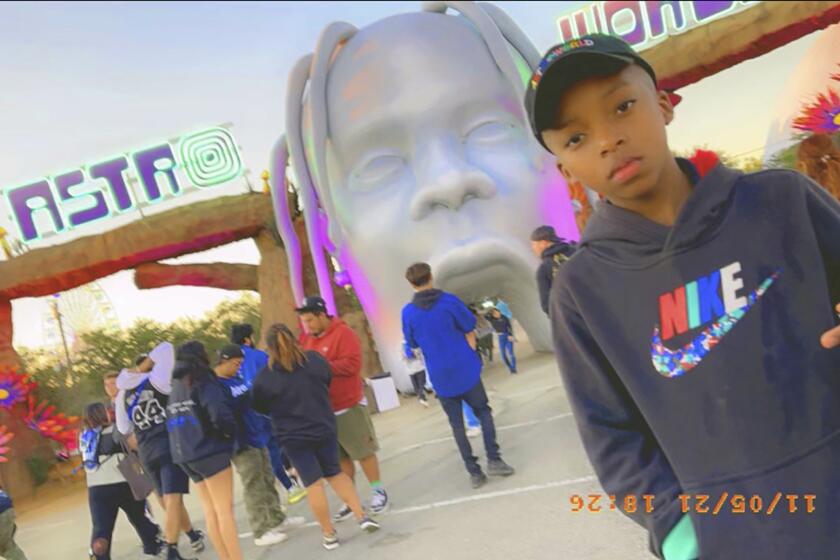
[41,282,120,354]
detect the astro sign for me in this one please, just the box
[557,1,761,51]
[3,126,243,243]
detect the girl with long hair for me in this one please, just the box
[79,402,161,559]
[167,341,242,560]
[251,324,380,551]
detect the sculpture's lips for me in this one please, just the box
[430,237,531,289]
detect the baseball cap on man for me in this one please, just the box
[525,34,657,153]
[530,225,562,243]
[218,344,245,362]
[295,296,328,315]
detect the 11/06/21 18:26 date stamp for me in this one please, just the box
[570,493,816,515]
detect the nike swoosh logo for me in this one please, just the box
[651,270,780,378]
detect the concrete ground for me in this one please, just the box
[14,348,652,560]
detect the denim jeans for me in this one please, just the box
[498,333,517,373]
[438,381,501,475]
[266,437,294,490]
[463,402,479,428]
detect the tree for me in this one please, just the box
[18,293,262,416]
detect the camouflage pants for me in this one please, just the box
[232,447,286,538]
[0,509,27,560]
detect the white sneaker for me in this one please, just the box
[254,530,288,547]
[274,516,306,530]
[466,426,481,438]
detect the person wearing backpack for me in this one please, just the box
[80,402,162,559]
[115,343,205,560]
[531,225,577,316]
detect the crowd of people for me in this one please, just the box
[75,298,390,558]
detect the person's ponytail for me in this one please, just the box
[265,323,308,372]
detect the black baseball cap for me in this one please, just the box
[218,344,245,362]
[525,34,657,154]
[530,225,561,243]
[295,296,328,315]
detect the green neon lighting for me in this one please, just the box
[178,127,243,188]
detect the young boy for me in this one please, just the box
[525,34,840,559]
[0,485,26,560]
[402,263,515,489]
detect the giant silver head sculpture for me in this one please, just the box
[270,1,578,389]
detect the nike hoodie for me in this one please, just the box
[550,159,840,559]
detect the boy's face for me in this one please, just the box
[541,65,674,204]
[103,377,118,400]
[216,358,242,378]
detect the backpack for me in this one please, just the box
[550,245,576,279]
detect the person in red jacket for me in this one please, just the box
[297,296,390,519]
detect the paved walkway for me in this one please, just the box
[15,349,651,560]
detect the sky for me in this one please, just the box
[0,1,826,349]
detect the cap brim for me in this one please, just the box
[295,306,319,314]
[532,53,633,151]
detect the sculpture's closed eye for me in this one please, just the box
[350,154,407,191]
[464,120,518,145]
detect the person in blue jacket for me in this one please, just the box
[168,341,242,560]
[230,324,306,504]
[526,33,840,559]
[402,262,515,489]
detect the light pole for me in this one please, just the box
[50,294,74,384]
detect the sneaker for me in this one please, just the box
[288,485,308,505]
[144,536,166,557]
[470,472,488,489]
[370,489,390,514]
[187,530,205,553]
[359,516,381,533]
[487,459,515,477]
[254,530,288,547]
[166,544,196,560]
[419,398,430,408]
[274,515,306,530]
[333,504,354,522]
[466,426,481,438]
[323,532,340,550]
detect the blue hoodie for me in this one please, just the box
[218,373,271,451]
[550,161,840,559]
[0,488,11,514]
[238,345,269,388]
[402,290,481,398]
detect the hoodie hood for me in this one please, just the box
[116,369,148,391]
[580,158,743,268]
[412,288,444,310]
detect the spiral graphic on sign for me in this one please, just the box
[178,127,243,187]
